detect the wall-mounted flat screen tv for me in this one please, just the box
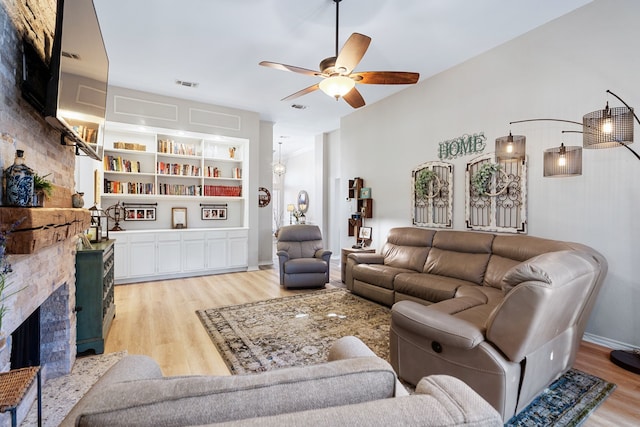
[44,0,108,161]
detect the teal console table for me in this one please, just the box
[75,240,116,354]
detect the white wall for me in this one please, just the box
[332,0,640,349]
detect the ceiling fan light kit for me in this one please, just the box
[259,0,419,108]
[319,75,355,99]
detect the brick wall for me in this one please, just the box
[0,1,81,423]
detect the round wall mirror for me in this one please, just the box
[297,190,309,213]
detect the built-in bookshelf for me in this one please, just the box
[101,122,245,201]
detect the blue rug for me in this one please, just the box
[507,368,616,426]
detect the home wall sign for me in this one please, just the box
[438,132,487,160]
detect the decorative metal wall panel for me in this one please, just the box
[412,161,453,228]
[465,153,527,233]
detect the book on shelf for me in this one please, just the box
[104,179,155,195]
[157,139,196,156]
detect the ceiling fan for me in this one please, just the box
[259,0,420,109]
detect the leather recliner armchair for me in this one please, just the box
[277,224,332,288]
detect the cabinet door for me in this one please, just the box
[228,237,248,268]
[157,233,182,274]
[206,232,227,270]
[183,234,206,272]
[113,235,129,280]
[129,234,156,277]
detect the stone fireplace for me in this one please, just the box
[1,0,82,425]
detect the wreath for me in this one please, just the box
[415,169,441,199]
[471,163,505,196]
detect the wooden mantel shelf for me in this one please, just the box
[0,207,91,254]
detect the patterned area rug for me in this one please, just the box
[197,288,616,426]
[196,288,389,374]
[506,369,616,426]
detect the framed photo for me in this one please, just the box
[360,187,371,199]
[172,207,187,228]
[202,207,227,220]
[125,207,156,221]
[358,226,372,240]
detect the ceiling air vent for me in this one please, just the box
[176,80,199,88]
[61,51,81,60]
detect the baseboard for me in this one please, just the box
[583,332,637,351]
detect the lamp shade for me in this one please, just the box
[319,75,355,99]
[583,104,634,149]
[496,133,526,161]
[543,143,582,177]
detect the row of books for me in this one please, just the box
[157,139,197,156]
[157,184,201,196]
[203,166,242,179]
[203,185,242,197]
[104,155,142,173]
[157,162,201,176]
[104,180,155,194]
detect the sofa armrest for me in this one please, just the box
[391,301,485,349]
[345,253,385,290]
[61,355,163,427]
[314,248,332,262]
[349,252,385,264]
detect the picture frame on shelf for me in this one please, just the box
[172,207,188,229]
[358,226,372,240]
[125,207,156,221]
[202,207,227,220]
[360,187,371,199]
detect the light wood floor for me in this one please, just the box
[104,264,639,425]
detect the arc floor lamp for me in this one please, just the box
[507,90,639,374]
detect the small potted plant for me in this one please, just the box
[33,173,54,207]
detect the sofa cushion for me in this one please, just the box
[483,235,575,289]
[395,273,475,303]
[423,248,491,285]
[74,357,398,427]
[283,258,328,274]
[379,227,436,271]
[353,264,414,290]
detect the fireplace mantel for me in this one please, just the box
[0,207,90,254]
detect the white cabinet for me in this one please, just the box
[228,230,249,268]
[182,233,206,272]
[206,232,227,270]
[157,232,182,274]
[113,236,129,281]
[128,233,156,278]
[112,228,248,284]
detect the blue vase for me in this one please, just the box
[5,150,34,207]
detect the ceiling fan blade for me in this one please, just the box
[343,87,365,109]
[281,83,320,101]
[334,33,371,74]
[259,61,320,77]
[351,71,420,85]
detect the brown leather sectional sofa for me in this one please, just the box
[344,227,607,421]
